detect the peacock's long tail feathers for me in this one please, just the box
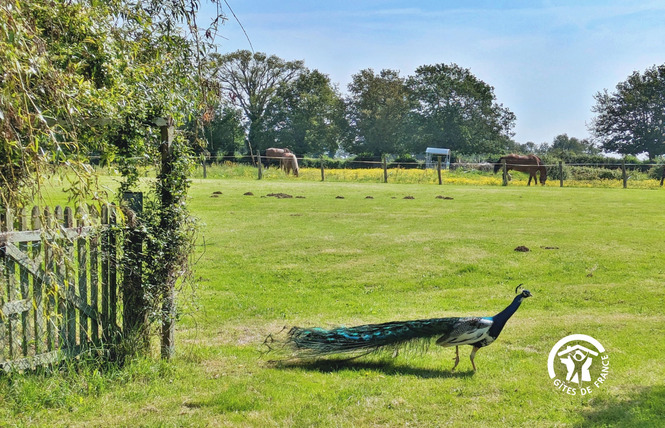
[265,317,472,360]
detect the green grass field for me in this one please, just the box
[2,177,665,427]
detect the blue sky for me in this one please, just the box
[203,1,665,145]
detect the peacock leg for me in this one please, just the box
[470,346,480,371]
[451,346,460,371]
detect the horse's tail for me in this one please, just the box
[293,155,299,177]
[493,157,504,174]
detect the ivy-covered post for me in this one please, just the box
[159,119,177,360]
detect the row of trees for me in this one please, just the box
[204,51,665,162]
[204,51,516,159]
[513,134,598,158]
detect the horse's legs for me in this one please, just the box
[529,172,538,186]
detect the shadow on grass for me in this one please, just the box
[576,385,665,427]
[272,359,475,379]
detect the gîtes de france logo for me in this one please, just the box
[548,334,609,395]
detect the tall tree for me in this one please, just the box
[549,134,598,155]
[408,63,516,155]
[591,65,665,160]
[192,105,244,158]
[345,69,413,157]
[210,50,304,154]
[265,70,349,155]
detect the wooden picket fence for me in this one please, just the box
[0,205,121,372]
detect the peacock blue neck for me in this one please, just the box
[488,295,525,338]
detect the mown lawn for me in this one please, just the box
[2,178,665,427]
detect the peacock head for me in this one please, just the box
[515,284,532,299]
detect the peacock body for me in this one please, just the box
[267,287,532,371]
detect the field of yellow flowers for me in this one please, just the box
[193,163,664,188]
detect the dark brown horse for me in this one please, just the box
[493,154,546,186]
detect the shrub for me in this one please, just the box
[544,162,569,181]
[569,166,622,180]
[648,165,665,180]
[388,155,422,169]
[347,154,382,169]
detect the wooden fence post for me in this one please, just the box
[88,205,100,345]
[257,153,263,180]
[63,207,76,349]
[320,156,325,182]
[383,156,388,183]
[100,205,110,341]
[502,160,508,186]
[622,158,627,188]
[76,207,89,346]
[108,205,118,339]
[660,165,664,187]
[4,207,17,358]
[0,210,5,363]
[31,206,44,354]
[559,161,564,187]
[19,208,30,356]
[43,207,56,351]
[53,206,67,349]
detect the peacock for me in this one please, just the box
[265,286,532,371]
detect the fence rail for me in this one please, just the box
[0,205,120,372]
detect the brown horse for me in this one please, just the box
[264,147,292,169]
[283,153,299,177]
[493,154,546,186]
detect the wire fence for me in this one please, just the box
[188,154,665,188]
[83,153,665,187]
